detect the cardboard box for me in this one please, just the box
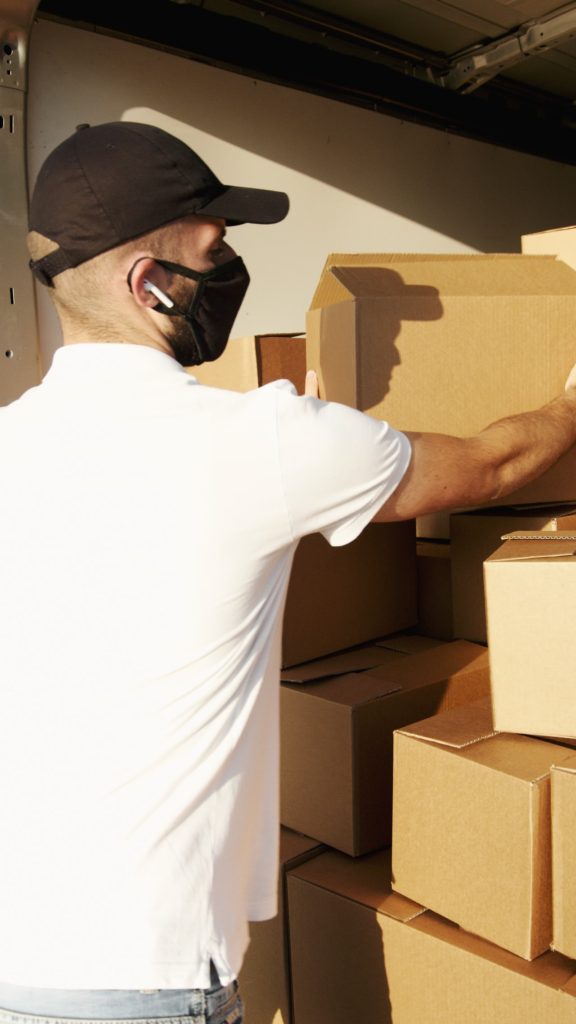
[306,253,576,504]
[286,847,424,1024]
[190,333,306,393]
[551,755,576,959]
[288,846,576,1024]
[416,540,453,640]
[239,828,323,1024]
[392,701,576,958]
[522,226,576,272]
[281,522,417,667]
[380,911,576,1024]
[451,504,576,643]
[280,639,490,854]
[484,531,576,737]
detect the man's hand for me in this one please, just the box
[304,370,319,398]
[565,363,576,395]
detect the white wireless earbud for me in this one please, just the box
[143,279,174,309]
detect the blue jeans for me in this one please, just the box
[0,968,243,1024]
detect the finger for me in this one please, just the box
[566,363,576,392]
[305,370,319,398]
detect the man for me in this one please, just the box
[0,120,575,1024]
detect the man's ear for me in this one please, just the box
[127,257,173,308]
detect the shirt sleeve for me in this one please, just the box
[274,386,412,547]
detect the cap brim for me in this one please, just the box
[198,184,289,226]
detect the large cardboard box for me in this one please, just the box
[190,333,306,392]
[451,504,576,643]
[281,521,417,667]
[239,828,323,1024]
[551,755,576,959]
[522,226,576,271]
[306,253,576,504]
[392,701,576,958]
[416,540,453,640]
[484,531,576,737]
[287,846,576,1024]
[281,639,490,854]
[286,847,424,1024]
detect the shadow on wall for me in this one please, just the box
[319,267,443,411]
[27,17,576,260]
[132,76,576,254]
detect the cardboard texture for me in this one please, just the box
[286,847,424,1024]
[376,632,445,654]
[381,911,576,1024]
[287,846,576,1024]
[306,253,576,504]
[280,639,490,854]
[484,531,576,737]
[239,828,323,1024]
[522,226,576,272]
[392,701,576,958]
[551,755,576,959]
[281,521,417,667]
[416,540,454,640]
[451,504,576,643]
[190,334,306,393]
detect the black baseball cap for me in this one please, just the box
[29,121,290,285]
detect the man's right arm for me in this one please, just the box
[374,385,576,523]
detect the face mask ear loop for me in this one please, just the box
[126,258,145,295]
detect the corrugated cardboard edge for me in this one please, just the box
[287,850,426,924]
[309,253,551,309]
[279,832,325,1024]
[396,700,497,750]
[406,910,576,992]
[488,532,576,562]
[526,772,553,959]
[501,533,576,541]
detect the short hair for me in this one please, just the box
[27,220,188,336]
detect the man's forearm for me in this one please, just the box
[473,391,576,499]
[377,389,576,522]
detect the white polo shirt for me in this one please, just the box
[0,344,411,989]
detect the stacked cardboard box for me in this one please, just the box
[239,827,324,1024]
[286,845,576,1024]
[190,333,307,394]
[391,700,575,959]
[484,531,576,738]
[306,251,576,505]
[451,504,576,643]
[199,247,576,1021]
[283,246,576,1021]
[280,639,490,854]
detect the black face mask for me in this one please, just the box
[140,256,250,366]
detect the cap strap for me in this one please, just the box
[29,248,72,287]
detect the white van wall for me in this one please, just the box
[28,17,576,370]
